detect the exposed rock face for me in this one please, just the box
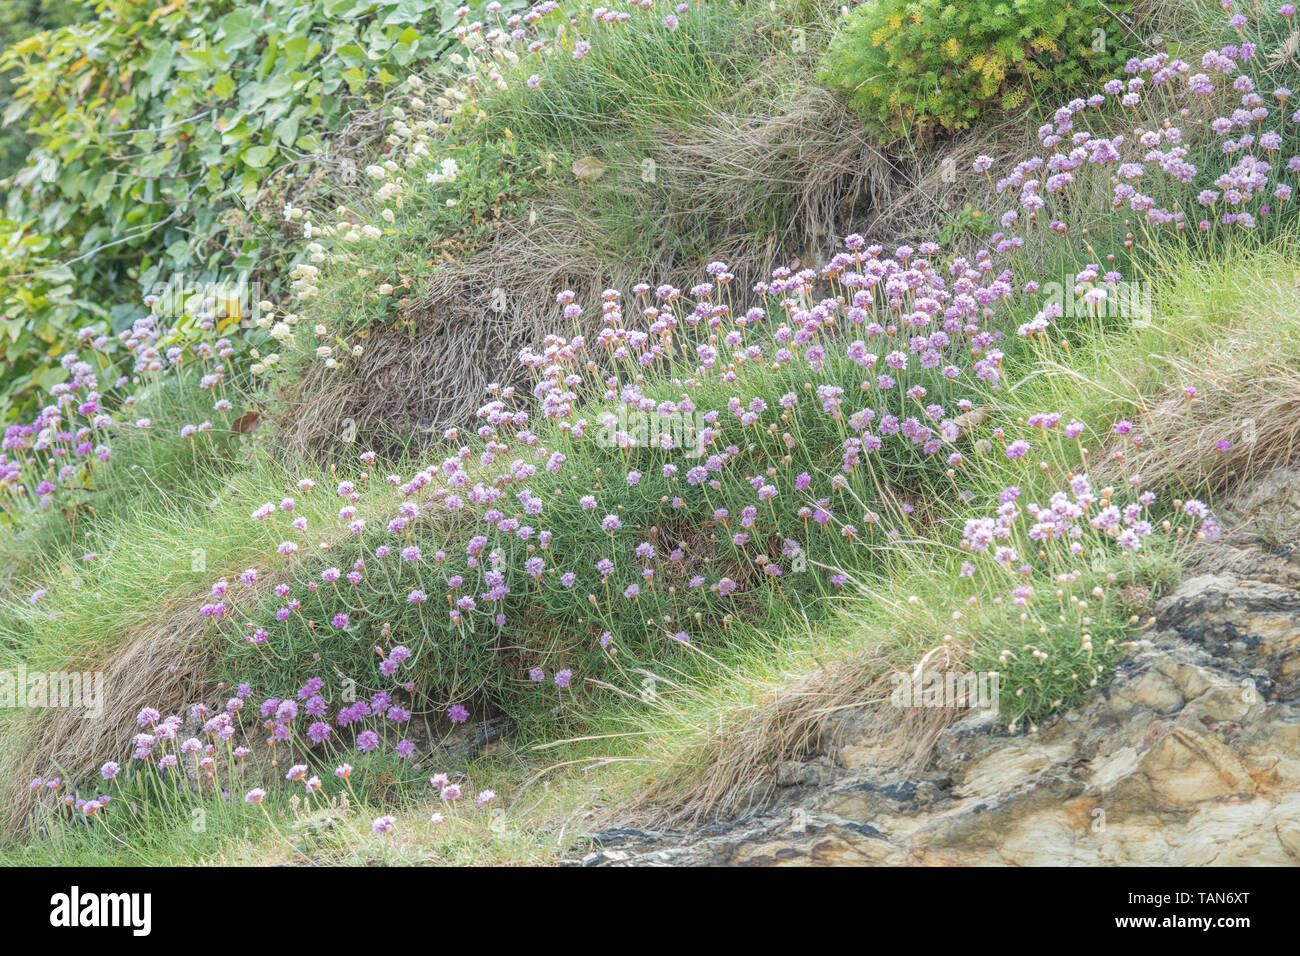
[587,471,1300,866]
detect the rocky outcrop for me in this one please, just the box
[585,470,1300,866]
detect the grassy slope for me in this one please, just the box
[2,0,1298,864]
[10,233,1287,866]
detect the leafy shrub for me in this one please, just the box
[0,0,83,177]
[820,0,1132,139]
[0,0,466,419]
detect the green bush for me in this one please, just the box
[820,0,1132,139]
[0,0,466,420]
[0,0,84,178]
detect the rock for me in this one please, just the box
[1139,727,1253,807]
[580,848,630,866]
[438,716,513,762]
[1273,793,1300,861]
[1107,669,1183,716]
[776,757,833,786]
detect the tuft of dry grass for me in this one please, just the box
[622,580,988,828]
[0,596,215,835]
[632,655,962,826]
[1112,327,1300,496]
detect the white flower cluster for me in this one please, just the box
[426,156,459,186]
[289,262,321,301]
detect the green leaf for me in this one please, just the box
[143,41,175,97]
[242,145,273,169]
[336,43,368,67]
[212,74,237,99]
[273,113,301,145]
[341,66,367,93]
[217,9,258,51]
[380,0,433,25]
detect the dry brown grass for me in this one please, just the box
[631,639,967,827]
[0,596,215,835]
[1097,320,1300,498]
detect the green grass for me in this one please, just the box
[0,752,577,865]
[11,229,1290,861]
[4,0,1300,864]
[0,792,280,867]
